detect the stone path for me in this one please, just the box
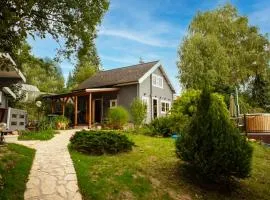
[7,130,82,200]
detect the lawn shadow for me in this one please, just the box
[174,162,245,198]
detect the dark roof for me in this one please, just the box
[76,61,159,90]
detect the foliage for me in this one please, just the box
[130,98,147,127]
[148,116,173,137]
[178,4,270,92]
[0,144,35,199]
[37,117,56,131]
[170,89,201,133]
[17,43,65,93]
[67,46,100,90]
[18,129,55,141]
[107,106,129,129]
[0,0,109,65]
[176,89,253,182]
[54,115,70,130]
[250,73,270,111]
[70,130,135,155]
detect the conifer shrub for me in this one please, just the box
[107,106,129,129]
[70,130,134,155]
[176,89,253,182]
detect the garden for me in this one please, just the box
[67,92,270,200]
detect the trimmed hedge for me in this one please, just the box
[70,130,134,155]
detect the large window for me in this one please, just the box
[161,101,171,114]
[110,99,117,108]
[152,74,163,88]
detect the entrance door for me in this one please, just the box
[94,99,102,123]
[152,98,158,119]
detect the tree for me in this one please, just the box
[130,98,147,127]
[176,88,253,182]
[250,72,270,110]
[18,43,65,93]
[0,0,109,68]
[67,45,100,90]
[178,4,270,92]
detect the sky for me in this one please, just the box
[28,0,270,94]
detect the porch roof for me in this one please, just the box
[43,88,120,99]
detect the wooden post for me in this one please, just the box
[51,99,55,114]
[74,96,78,127]
[88,93,92,129]
[61,98,65,116]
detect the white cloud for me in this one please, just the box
[99,28,176,48]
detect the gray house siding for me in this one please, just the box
[117,84,138,115]
[139,67,174,123]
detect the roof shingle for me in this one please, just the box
[76,61,159,90]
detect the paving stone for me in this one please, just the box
[8,130,83,200]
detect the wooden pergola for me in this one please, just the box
[44,88,119,128]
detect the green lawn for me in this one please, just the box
[18,129,56,141]
[70,134,270,200]
[0,143,35,200]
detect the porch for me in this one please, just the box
[44,88,120,128]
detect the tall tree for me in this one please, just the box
[0,0,109,69]
[178,4,270,91]
[67,44,100,90]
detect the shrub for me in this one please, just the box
[38,117,56,130]
[130,98,147,127]
[149,116,173,137]
[176,89,253,182]
[107,106,129,129]
[54,115,70,130]
[170,89,201,134]
[70,130,134,155]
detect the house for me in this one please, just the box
[45,60,175,127]
[0,53,27,131]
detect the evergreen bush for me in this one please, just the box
[107,106,129,129]
[70,130,134,155]
[176,89,253,182]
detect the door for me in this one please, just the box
[152,98,158,119]
[94,99,102,123]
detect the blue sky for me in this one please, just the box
[28,0,270,94]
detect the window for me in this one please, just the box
[19,122,24,126]
[161,101,171,114]
[142,96,149,113]
[110,99,117,108]
[20,114,25,119]
[152,74,163,88]
[11,121,17,125]
[12,114,17,118]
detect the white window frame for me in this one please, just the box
[160,100,171,114]
[141,96,149,113]
[110,99,117,108]
[152,74,163,89]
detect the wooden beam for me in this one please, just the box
[74,96,78,126]
[51,99,55,114]
[88,93,92,129]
